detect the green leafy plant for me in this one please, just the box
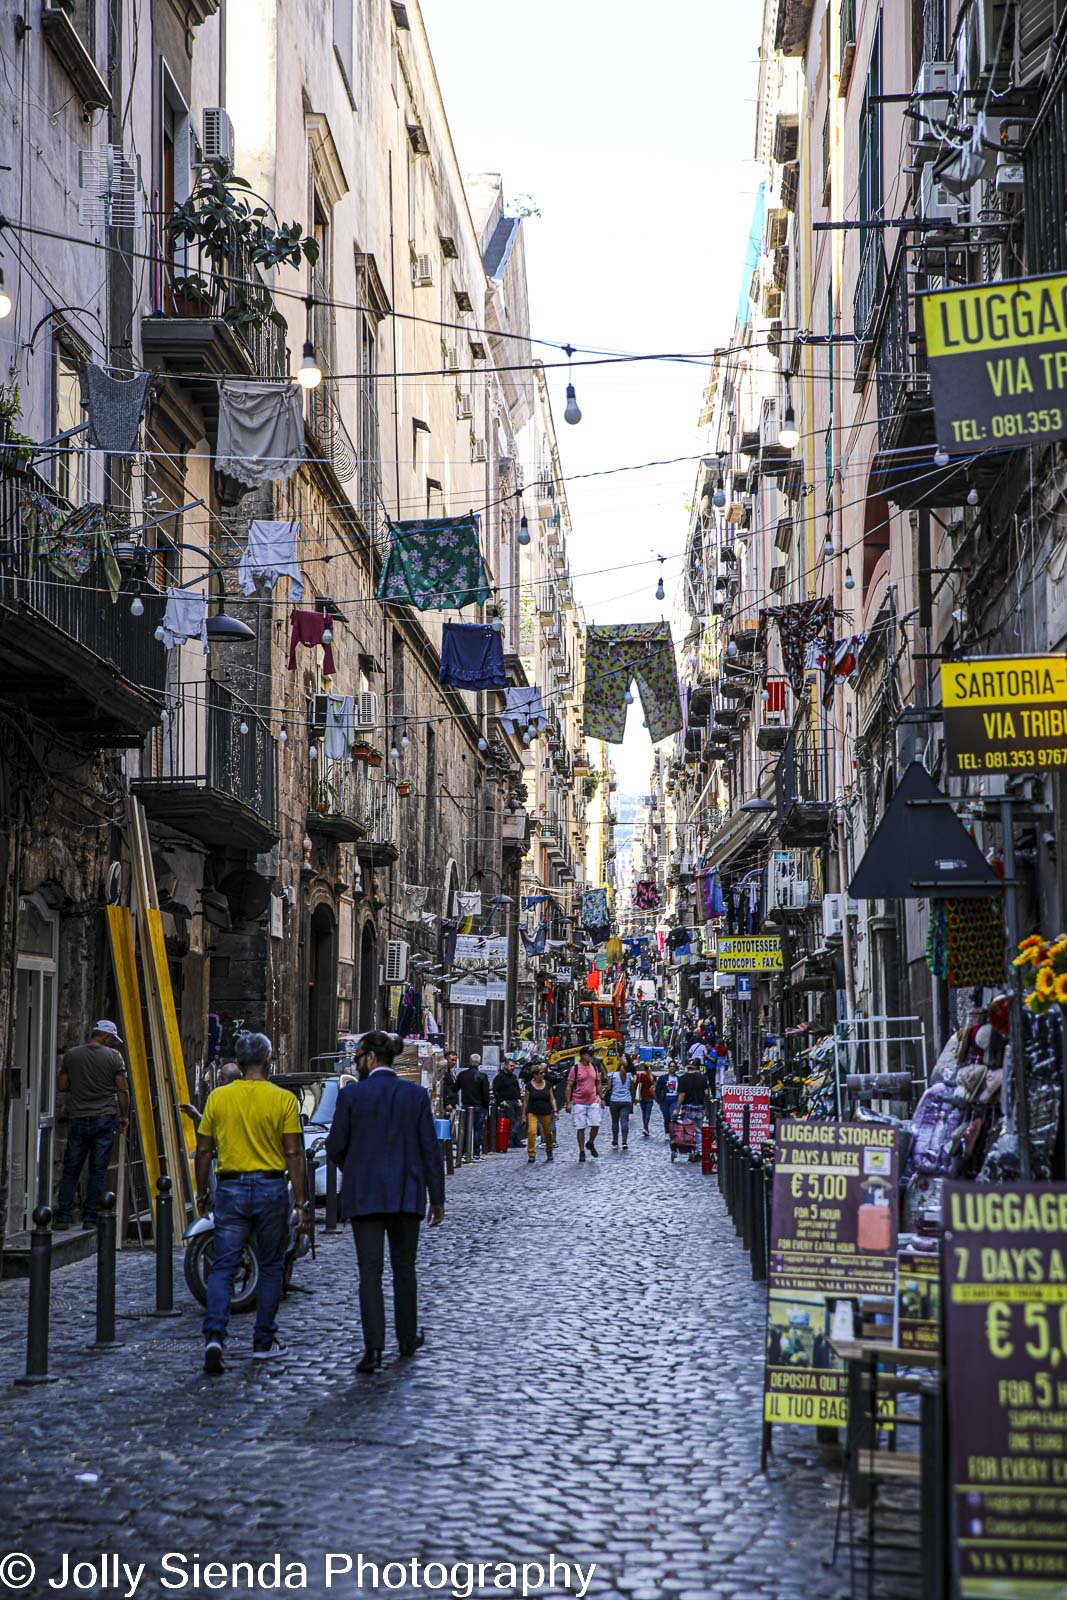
[0,384,37,465]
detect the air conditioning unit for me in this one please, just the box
[309,693,329,729]
[994,151,1025,193]
[443,345,460,373]
[471,437,487,463]
[355,690,378,731]
[412,254,434,287]
[911,62,957,157]
[385,939,410,983]
[822,893,858,939]
[202,107,236,168]
[974,0,1012,77]
[918,163,965,224]
[456,390,473,420]
[767,850,810,913]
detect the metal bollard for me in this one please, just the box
[324,1157,339,1233]
[15,1206,60,1387]
[751,1152,767,1282]
[740,1145,753,1254]
[90,1192,124,1351]
[152,1175,180,1318]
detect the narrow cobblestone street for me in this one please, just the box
[0,1126,851,1600]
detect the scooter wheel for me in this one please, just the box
[183,1232,260,1312]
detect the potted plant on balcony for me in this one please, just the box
[170,272,214,318]
[311,774,340,816]
[367,745,383,768]
[0,385,37,473]
[165,161,319,331]
[397,780,412,798]
[353,738,372,762]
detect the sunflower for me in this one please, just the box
[1026,991,1046,1012]
[1019,934,1043,951]
[1055,973,1067,1004]
[1036,966,1056,999]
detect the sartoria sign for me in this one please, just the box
[941,655,1067,773]
[921,273,1067,452]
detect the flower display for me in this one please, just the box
[1016,933,1067,1014]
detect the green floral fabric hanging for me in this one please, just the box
[22,490,122,603]
[377,515,490,611]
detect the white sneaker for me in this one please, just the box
[252,1337,284,1360]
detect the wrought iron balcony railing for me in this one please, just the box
[775,724,833,847]
[135,675,277,850]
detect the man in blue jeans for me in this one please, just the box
[194,1032,310,1373]
[54,1021,130,1231]
[455,1052,490,1160]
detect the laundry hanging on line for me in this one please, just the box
[582,622,682,745]
[288,608,336,674]
[215,381,305,489]
[325,693,354,760]
[238,519,304,602]
[520,924,547,957]
[85,366,152,454]
[161,587,208,652]
[763,598,833,699]
[377,515,491,610]
[22,492,122,603]
[438,622,506,690]
[500,685,547,734]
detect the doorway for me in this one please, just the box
[357,921,378,1031]
[8,895,59,1237]
[307,903,338,1067]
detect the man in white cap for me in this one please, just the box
[54,1021,130,1231]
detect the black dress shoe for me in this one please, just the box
[399,1329,426,1358]
[356,1349,383,1374]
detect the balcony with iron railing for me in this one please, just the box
[354,774,399,869]
[358,379,383,533]
[870,240,1009,509]
[142,234,287,440]
[306,276,359,486]
[0,467,166,744]
[1024,58,1067,276]
[775,724,834,847]
[133,674,278,851]
[307,757,366,845]
[853,232,886,384]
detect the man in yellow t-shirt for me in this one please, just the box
[194,1031,308,1374]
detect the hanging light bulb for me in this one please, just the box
[727,639,738,659]
[297,340,322,390]
[933,443,950,468]
[967,484,979,507]
[761,687,770,705]
[477,736,488,752]
[279,726,288,745]
[713,478,726,509]
[160,707,170,726]
[129,593,144,618]
[390,743,399,761]
[564,383,582,425]
[845,566,856,590]
[518,514,531,546]
[624,689,634,704]
[239,720,249,736]
[522,730,532,746]
[0,271,11,320]
[322,625,333,645]
[154,624,165,642]
[309,742,318,761]
[824,529,834,557]
[777,405,800,450]
[401,732,410,750]
[655,574,665,602]
[491,614,503,632]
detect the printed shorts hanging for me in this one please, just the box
[582,622,682,745]
[763,598,833,699]
[377,516,491,611]
[634,879,660,910]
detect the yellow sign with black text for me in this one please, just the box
[715,936,783,973]
[921,273,1067,454]
[941,655,1067,774]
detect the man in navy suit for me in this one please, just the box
[325,1030,445,1373]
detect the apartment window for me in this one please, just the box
[53,342,86,506]
[333,0,355,103]
[407,151,417,249]
[858,26,883,237]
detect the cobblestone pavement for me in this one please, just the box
[0,1123,860,1600]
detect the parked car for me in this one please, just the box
[273,1068,357,1200]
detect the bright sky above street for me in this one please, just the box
[425,0,760,792]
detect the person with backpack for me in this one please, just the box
[605,1055,637,1150]
[564,1047,602,1163]
[655,1062,680,1137]
[634,1063,657,1137]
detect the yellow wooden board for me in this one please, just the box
[105,905,160,1195]
[145,909,195,1158]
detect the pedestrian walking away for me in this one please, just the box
[54,1021,130,1232]
[194,1031,310,1373]
[635,1063,657,1137]
[605,1054,636,1149]
[456,1052,491,1159]
[521,1062,556,1162]
[675,1062,708,1161]
[655,1062,680,1137]
[325,1030,445,1373]
[564,1046,602,1162]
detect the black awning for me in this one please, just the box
[848,761,1001,900]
